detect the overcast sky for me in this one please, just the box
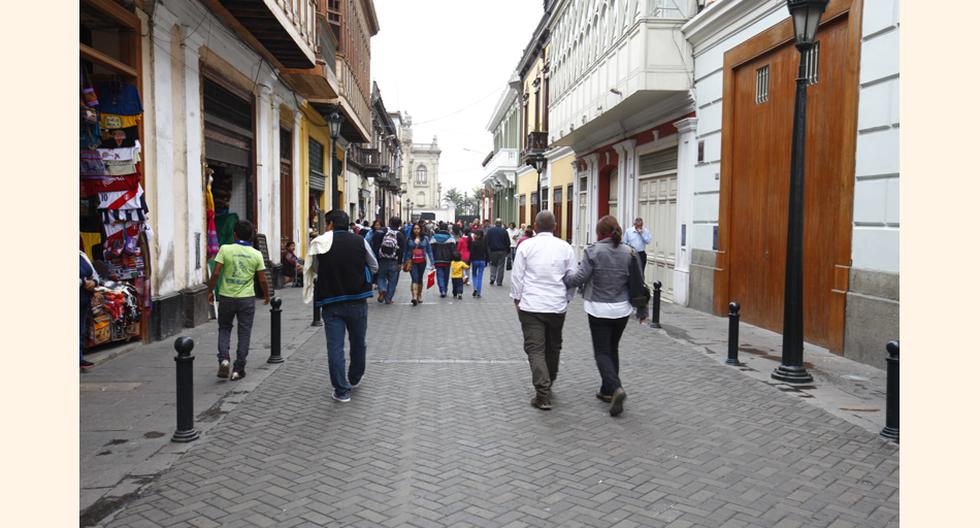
[371,0,544,200]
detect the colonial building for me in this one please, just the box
[349,82,401,224]
[481,75,521,226]
[682,0,899,367]
[549,0,698,298]
[394,112,442,215]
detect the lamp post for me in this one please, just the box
[326,110,344,211]
[530,155,546,220]
[772,0,827,384]
[379,166,389,223]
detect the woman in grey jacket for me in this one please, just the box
[563,215,646,416]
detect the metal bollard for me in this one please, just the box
[649,281,662,329]
[726,301,741,366]
[311,279,322,327]
[172,337,200,443]
[268,297,284,364]
[880,340,899,443]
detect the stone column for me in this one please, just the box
[270,94,282,265]
[255,83,274,246]
[612,139,637,224]
[148,7,176,299]
[292,111,304,252]
[673,117,699,306]
[584,153,600,246]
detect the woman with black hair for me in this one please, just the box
[563,215,647,417]
[404,222,434,305]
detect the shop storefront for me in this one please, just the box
[80,0,150,351]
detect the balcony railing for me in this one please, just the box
[482,148,519,188]
[336,56,372,143]
[525,131,548,153]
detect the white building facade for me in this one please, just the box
[140,0,310,338]
[548,0,699,302]
[682,0,899,367]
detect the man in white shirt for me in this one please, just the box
[510,211,576,410]
[623,217,652,278]
[506,222,521,267]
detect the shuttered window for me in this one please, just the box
[755,65,769,104]
[309,138,325,191]
[639,147,678,176]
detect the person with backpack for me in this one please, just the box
[404,222,434,306]
[468,229,489,298]
[430,222,456,298]
[562,215,648,417]
[370,216,408,304]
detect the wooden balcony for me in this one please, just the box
[282,4,339,100]
[310,56,371,144]
[215,0,317,69]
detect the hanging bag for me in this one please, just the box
[627,248,651,311]
[426,270,436,289]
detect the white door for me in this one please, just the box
[608,168,619,219]
[637,172,678,301]
[576,185,588,260]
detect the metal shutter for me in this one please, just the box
[639,147,678,175]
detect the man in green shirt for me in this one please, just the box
[207,220,270,380]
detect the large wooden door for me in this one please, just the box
[552,187,563,238]
[722,13,855,351]
[279,128,293,246]
[637,172,677,301]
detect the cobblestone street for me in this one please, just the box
[95,274,898,528]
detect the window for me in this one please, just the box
[416,165,427,184]
[541,187,549,210]
[697,140,705,163]
[417,191,426,207]
[309,138,325,192]
[802,41,820,86]
[755,65,769,104]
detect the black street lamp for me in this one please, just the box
[326,110,344,211]
[379,166,389,223]
[530,155,546,217]
[772,0,827,384]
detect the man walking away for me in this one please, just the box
[371,216,407,304]
[208,220,270,381]
[430,222,456,298]
[624,217,652,278]
[511,211,576,410]
[486,218,511,286]
[304,210,379,402]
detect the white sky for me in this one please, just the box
[371,0,544,200]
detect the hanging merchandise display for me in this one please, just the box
[80,65,151,349]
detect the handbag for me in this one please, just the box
[403,261,412,272]
[628,249,651,310]
[426,270,436,289]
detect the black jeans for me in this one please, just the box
[637,251,647,279]
[587,315,629,396]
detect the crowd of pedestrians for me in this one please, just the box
[203,208,652,416]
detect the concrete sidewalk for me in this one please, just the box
[655,302,891,438]
[80,286,321,524]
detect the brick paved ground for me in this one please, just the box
[99,273,898,528]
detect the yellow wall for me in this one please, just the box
[521,56,546,145]
[517,170,539,226]
[547,151,575,239]
[300,104,333,257]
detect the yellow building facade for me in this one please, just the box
[298,102,345,257]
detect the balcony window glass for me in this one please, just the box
[416,165,428,184]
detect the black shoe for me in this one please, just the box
[440,293,446,298]
[531,396,552,411]
[80,360,95,370]
[411,299,418,306]
[596,392,612,403]
[231,368,246,381]
[473,290,477,297]
[217,359,230,379]
[609,388,626,416]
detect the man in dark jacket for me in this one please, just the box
[304,210,379,403]
[486,218,511,286]
[430,222,456,298]
[370,216,408,304]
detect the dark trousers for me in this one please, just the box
[587,315,629,396]
[518,310,566,398]
[638,251,647,279]
[322,301,368,396]
[452,277,464,296]
[80,299,89,363]
[410,262,426,284]
[217,295,256,368]
[489,250,508,285]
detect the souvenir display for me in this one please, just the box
[80,75,150,348]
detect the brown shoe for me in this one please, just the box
[530,396,552,410]
[609,388,626,417]
[595,391,612,403]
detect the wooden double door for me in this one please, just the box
[719,10,857,353]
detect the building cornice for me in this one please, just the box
[486,76,520,132]
[682,0,785,49]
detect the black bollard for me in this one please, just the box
[649,281,662,329]
[726,301,741,366]
[172,337,200,443]
[311,279,322,327]
[880,340,899,443]
[268,297,284,364]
